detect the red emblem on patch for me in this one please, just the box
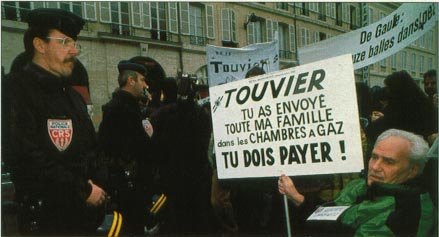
[47,119,73,151]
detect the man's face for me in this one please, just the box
[40,29,79,77]
[367,136,419,186]
[132,73,147,98]
[424,76,437,97]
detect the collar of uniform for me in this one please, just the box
[24,62,69,91]
[112,89,139,105]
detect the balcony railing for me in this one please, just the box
[279,50,294,60]
[189,35,208,46]
[111,23,133,36]
[105,24,174,42]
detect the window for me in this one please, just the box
[247,21,262,44]
[276,3,288,11]
[327,3,335,19]
[189,4,203,37]
[189,4,205,45]
[221,8,236,44]
[350,6,358,29]
[289,25,296,53]
[380,58,386,67]
[410,53,416,73]
[335,3,342,26]
[300,27,310,47]
[428,57,433,70]
[301,3,309,16]
[167,2,178,33]
[419,55,424,73]
[391,54,397,69]
[84,2,96,21]
[60,2,82,17]
[418,34,425,48]
[318,3,326,21]
[151,2,167,40]
[368,7,373,25]
[314,31,326,43]
[401,51,407,69]
[206,5,215,39]
[309,3,318,13]
[279,23,294,59]
[2,2,31,22]
[100,2,130,35]
[343,3,350,23]
[266,19,278,42]
[427,31,434,49]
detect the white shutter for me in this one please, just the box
[230,9,236,42]
[247,22,254,45]
[206,5,215,39]
[168,2,178,33]
[266,19,273,42]
[273,20,278,41]
[84,2,96,21]
[221,8,230,41]
[100,2,110,23]
[132,2,141,27]
[180,2,189,35]
[342,3,348,22]
[314,31,319,43]
[142,2,151,29]
[289,24,295,52]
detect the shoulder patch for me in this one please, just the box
[47,119,73,151]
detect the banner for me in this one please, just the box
[298,3,437,69]
[206,40,279,87]
[210,54,363,179]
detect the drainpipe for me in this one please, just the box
[177,3,184,73]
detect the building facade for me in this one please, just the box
[2,2,437,127]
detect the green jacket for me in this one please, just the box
[334,179,436,237]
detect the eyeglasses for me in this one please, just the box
[45,37,82,51]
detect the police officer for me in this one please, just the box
[98,60,153,235]
[2,8,107,235]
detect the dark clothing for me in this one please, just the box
[97,89,153,234]
[2,63,102,235]
[150,101,216,235]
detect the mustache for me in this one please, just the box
[64,57,77,64]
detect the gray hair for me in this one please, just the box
[118,70,138,87]
[375,129,429,174]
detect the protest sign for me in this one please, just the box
[206,40,279,87]
[298,3,437,69]
[210,54,363,179]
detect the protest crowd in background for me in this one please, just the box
[1,6,438,237]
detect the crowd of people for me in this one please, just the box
[2,8,438,237]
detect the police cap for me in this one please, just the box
[27,8,85,40]
[118,60,148,76]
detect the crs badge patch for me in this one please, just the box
[47,119,73,151]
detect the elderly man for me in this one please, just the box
[2,8,107,235]
[279,129,435,236]
[98,60,153,235]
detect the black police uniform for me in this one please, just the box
[98,72,154,234]
[2,63,103,235]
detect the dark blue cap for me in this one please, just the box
[27,8,85,40]
[118,60,148,76]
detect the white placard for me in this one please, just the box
[298,3,438,69]
[206,40,279,87]
[210,54,363,179]
[307,206,350,221]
